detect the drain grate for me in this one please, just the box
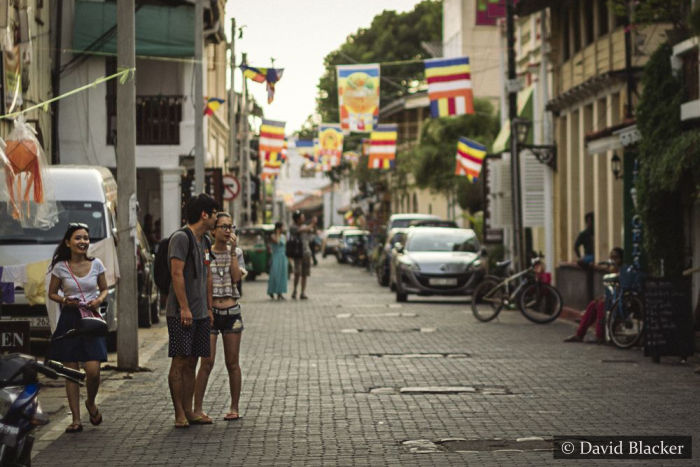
[369,385,510,395]
[401,437,553,454]
[336,312,417,319]
[341,328,435,333]
[358,352,470,359]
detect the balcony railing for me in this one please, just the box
[107,95,183,145]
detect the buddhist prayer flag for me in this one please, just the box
[455,136,487,182]
[203,97,225,116]
[318,124,344,171]
[425,57,474,118]
[295,140,315,160]
[259,120,285,178]
[367,124,397,170]
[337,64,380,132]
[240,64,284,103]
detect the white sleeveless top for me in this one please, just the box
[51,259,105,303]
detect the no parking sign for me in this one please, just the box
[222,174,240,201]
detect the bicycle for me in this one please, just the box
[603,268,644,349]
[471,257,563,324]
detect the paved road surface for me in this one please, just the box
[32,257,700,466]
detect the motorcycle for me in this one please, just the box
[0,353,85,466]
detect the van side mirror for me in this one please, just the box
[394,243,404,253]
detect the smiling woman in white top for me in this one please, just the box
[47,223,108,434]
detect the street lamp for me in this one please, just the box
[512,117,557,170]
[611,151,623,179]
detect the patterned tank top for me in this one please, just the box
[211,248,240,299]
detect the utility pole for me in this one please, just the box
[228,18,239,225]
[506,0,525,271]
[116,0,138,370]
[194,0,204,193]
[241,52,251,225]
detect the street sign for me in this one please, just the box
[222,174,240,201]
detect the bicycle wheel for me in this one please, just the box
[608,292,645,348]
[471,278,505,322]
[519,282,563,324]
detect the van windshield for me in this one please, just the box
[0,201,108,244]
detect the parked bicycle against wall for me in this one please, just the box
[471,256,563,324]
[603,267,645,348]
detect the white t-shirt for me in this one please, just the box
[51,259,106,303]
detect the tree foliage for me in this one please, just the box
[315,0,442,123]
[635,42,700,277]
[406,98,500,212]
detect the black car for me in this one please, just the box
[136,223,160,327]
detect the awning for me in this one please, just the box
[73,1,195,58]
[491,85,534,154]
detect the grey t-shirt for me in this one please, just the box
[165,229,209,320]
[290,225,312,258]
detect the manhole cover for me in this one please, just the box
[340,328,436,333]
[438,437,553,453]
[367,385,510,395]
[361,353,470,359]
[335,312,417,318]
[601,359,639,364]
[401,439,445,453]
[400,386,476,394]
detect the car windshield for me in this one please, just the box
[391,218,431,228]
[406,231,479,252]
[0,201,107,244]
[238,231,265,248]
[344,235,362,244]
[390,233,406,246]
[327,232,342,239]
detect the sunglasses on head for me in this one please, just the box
[68,222,89,229]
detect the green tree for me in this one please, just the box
[316,0,442,123]
[407,98,500,212]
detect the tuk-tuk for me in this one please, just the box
[238,224,275,280]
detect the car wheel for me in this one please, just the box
[396,288,407,302]
[138,296,151,328]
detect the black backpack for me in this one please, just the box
[286,229,304,259]
[153,228,211,292]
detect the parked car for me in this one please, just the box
[238,224,275,280]
[390,227,484,302]
[375,228,408,287]
[322,225,352,257]
[408,219,459,228]
[336,229,369,264]
[386,213,441,232]
[135,222,159,328]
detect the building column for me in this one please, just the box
[160,167,184,237]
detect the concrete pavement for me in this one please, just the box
[31,257,700,466]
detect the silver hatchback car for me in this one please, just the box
[390,227,484,302]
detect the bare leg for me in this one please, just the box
[181,356,198,419]
[301,276,307,295]
[293,273,300,295]
[83,360,101,417]
[168,357,189,424]
[193,335,217,417]
[222,332,242,415]
[64,362,81,425]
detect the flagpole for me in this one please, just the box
[242,52,252,225]
[229,17,239,226]
[194,0,205,193]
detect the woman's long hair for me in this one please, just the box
[49,224,95,271]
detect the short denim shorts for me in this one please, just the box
[211,305,244,335]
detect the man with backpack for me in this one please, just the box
[162,193,218,428]
[287,210,315,299]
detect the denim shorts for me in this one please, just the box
[211,305,244,335]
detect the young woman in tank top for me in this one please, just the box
[192,212,244,422]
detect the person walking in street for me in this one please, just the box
[192,212,244,422]
[166,193,218,428]
[267,221,288,300]
[47,223,109,433]
[564,247,624,343]
[289,211,315,299]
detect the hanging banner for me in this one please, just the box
[3,46,22,113]
[318,124,343,171]
[336,63,380,132]
[455,136,487,182]
[368,124,397,170]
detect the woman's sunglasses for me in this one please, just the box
[68,222,89,229]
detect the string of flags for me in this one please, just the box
[455,137,486,182]
[367,124,397,170]
[240,64,284,104]
[259,119,286,180]
[204,97,225,116]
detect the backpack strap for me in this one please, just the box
[181,227,197,279]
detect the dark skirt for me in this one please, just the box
[48,306,108,363]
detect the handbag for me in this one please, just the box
[65,261,108,336]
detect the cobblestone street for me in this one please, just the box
[32,258,700,466]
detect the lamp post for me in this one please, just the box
[513,117,557,170]
[611,152,623,179]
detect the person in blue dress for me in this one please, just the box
[267,222,288,300]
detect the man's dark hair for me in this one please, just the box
[292,210,302,223]
[584,212,594,224]
[611,247,624,259]
[185,193,218,224]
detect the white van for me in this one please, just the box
[0,166,119,340]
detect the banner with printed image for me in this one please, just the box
[318,124,344,171]
[337,64,380,132]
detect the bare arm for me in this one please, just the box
[87,272,109,310]
[207,262,213,324]
[170,257,192,324]
[230,250,242,284]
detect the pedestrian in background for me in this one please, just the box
[289,211,314,299]
[166,193,218,428]
[267,221,288,300]
[47,223,108,433]
[193,212,244,422]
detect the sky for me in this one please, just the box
[225,0,428,133]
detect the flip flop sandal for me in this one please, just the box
[188,415,213,425]
[85,401,103,426]
[224,412,240,421]
[65,423,83,433]
[174,421,190,429]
